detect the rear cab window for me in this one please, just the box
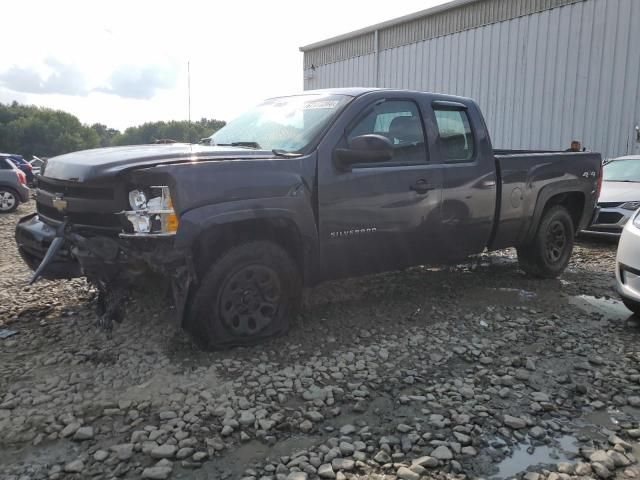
[433,108,475,163]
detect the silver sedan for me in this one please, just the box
[584,155,640,237]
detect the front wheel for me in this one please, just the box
[0,188,19,213]
[186,241,301,350]
[517,205,575,279]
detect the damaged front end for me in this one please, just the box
[18,181,196,330]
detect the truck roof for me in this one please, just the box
[300,87,473,103]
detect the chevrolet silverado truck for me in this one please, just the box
[15,88,602,349]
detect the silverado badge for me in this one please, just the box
[52,194,68,213]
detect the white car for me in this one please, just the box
[616,209,640,314]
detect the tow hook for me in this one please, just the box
[29,219,69,284]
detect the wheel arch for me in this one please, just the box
[523,188,587,244]
[193,216,306,278]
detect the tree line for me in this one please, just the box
[0,101,226,158]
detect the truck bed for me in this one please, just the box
[490,150,601,250]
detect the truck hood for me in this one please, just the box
[599,181,640,203]
[42,144,275,182]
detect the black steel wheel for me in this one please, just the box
[545,220,567,264]
[517,205,575,278]
[219,264,282,337]
[186,241,301,349]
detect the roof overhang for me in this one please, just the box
[299,0,480,52]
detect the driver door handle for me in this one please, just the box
[410,179,436,194]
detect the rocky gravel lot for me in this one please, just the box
[1,204,640,480]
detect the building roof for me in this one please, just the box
[300,0,585,67]
[299,0,479,52]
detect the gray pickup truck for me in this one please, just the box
[16,88,602,348]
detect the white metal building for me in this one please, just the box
[300,0,640,160]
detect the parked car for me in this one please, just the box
[583,155,640,237]
[615,207,640,315]
[29,156,47,177]
[15,88,602,348]
[0,157,30,213]
[2,153,35,185]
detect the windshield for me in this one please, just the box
[210,94,351,153]
[603,159,640,182]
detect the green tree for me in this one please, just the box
[0,101,226,157]
[0,102,101,157]
[91,123,121,148]
[111,118,225,146]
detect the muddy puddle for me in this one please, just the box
[490,404,640,479]
[491,435,578,479]
[570,295,632,319]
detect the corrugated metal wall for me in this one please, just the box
[303,0,640,159]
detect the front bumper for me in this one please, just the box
[616,215,640,303]
[582,206,631,237]
[15,213,82,279]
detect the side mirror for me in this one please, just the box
[334,134,393,171]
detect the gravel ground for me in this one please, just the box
[1,203,639,480]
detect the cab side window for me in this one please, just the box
[433,109,475,163]
[347,100,427,165]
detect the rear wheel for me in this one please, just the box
[186,241,301,350]
[0,188,19,213]
[517,205,574,278]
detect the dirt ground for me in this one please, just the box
[1,203,639,480]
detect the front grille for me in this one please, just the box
[598,202,622,208]
[37,177,114,200]
[37,202,122,229]
[596,212,623,224]
[35,176,125,231]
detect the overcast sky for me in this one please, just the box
[1,0,449,130]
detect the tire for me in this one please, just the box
[0,188,19,213]
[517,205,574,279]
[186,241,301,350]
[622,298,640,316]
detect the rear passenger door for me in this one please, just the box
[318,97,445,279]
[430,101,497,259]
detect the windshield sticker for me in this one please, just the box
[304,100,340,110]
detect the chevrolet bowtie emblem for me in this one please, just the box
[52,194,68,212]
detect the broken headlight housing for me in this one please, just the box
[123,186,179,236]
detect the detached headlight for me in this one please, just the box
[621,201,640,211]
[124,186,179,236]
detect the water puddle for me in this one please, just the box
[569,295,631,319]
[491,436,578,479]
[575,407,640,449]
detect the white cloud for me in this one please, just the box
[1,0,448,130]
[95,62,179,99]
[0,58,89,96]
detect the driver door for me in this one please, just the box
[318,98,444,280]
